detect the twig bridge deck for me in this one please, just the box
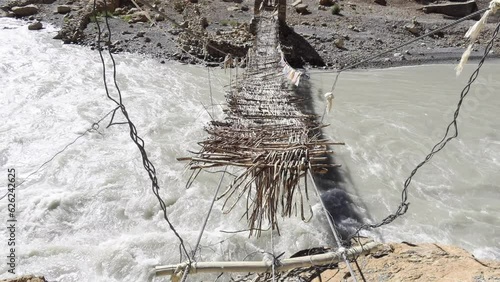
[179,13,342,236]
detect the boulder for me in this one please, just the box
[28,21,43,30]
[128,12,148,23]
[154,13,164,21]
[422,0,479,19]
[200,17,208,28]
[295,3,308,14]
[334,38,344,48]
[374,0,387,5]
[319,0,335,6]
[11,5,38,17]
[56,5,72,14]
[405,22,421,35]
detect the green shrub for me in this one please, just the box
[331,3,341,15]
[120,14,132,22]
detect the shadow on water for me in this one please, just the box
[293,76,364,242]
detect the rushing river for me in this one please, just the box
[0,18,499,281]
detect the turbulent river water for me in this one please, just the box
[0,18,499,281]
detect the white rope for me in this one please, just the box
[307,168,359,282]
[456,0,500,75]
[324,92,335,114]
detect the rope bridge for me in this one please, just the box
[178,13,342,236]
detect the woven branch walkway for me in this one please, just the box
[180,12,342,236]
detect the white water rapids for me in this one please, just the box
[0,18,499,281]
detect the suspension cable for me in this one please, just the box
[92,0,190,259]
[347,20,500,241]
[179,168,227,282]
[0,107,119,201]
[307,168,358,282]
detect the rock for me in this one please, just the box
[200,17,208,28]
[56,5,71,14]
[28,21,42,30]
[295,4,309,14]
[154,14,164,21]
[334,38,344,48]
[128,12,148,23]
[405,23,420,35]
[319,0,335,6]
[188,0,198,2]
[144,37,151,43]
[241,5,249,11]
[312,243,500,282]
[128,8,140,14]
[136,31,145,37]
[169,29,181,35]
[374,0,387,5]
[227,6,240,12]
[0,275,48,282]
[11,5,39,17]
[422,0,479,19]
[348,25,360,32]
[114,7,127,15]
[291,0,302,7]
[179,21,189,28]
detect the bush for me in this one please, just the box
[331,3,341,15]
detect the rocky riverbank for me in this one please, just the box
[1,0,500,69]
[314,241,500,281]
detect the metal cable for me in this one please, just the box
[348,20,500,241]
[92,0,190,259]
[307,168,358,282]
[0,107,118,201]
[180,168,227,282]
